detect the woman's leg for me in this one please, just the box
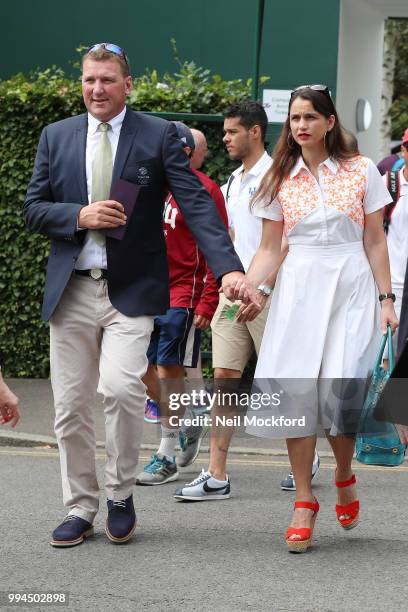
[325,433,357,511]
[286,436,316,535]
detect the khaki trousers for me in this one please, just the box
[211,292,271,373]
[50,275,154,522]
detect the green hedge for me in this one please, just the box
[0,58,259,377]
[390,20,408,140]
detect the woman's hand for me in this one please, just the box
[380,300,399,334]
[235,292,268,323]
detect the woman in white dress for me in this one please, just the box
[233,85,398,553]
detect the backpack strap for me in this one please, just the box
[225,174,236,203]
[383,170,401,234]
[391,157,405,172]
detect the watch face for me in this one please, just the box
[379,293,396,302]
[257,285,271,296]
[90,268,103,280]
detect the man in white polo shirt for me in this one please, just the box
[175,102,273,500]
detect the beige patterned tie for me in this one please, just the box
[89,122,112,246]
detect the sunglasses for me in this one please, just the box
[290,84,331,101]
[86,43,129,66]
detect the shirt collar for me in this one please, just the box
[246,151,272,177]
[289,156,308,178]
[87,106,127,135]
[323,157,340,174]
[232,151,271,178]
[289,155,339,178]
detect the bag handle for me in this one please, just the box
[374,324,394,372]
[388,324,395,372]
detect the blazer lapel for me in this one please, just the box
[75,114,88,203]
[112,108,139,185]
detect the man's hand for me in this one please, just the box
[78,200,127,229]
[193,315,211,330]
[221,271,261,310]
[0,377,21,428]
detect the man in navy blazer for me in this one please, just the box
[24,43,251,547]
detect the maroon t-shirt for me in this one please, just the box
[163,169,228,321]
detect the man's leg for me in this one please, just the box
[156,363,185,459]
[174,294,253,501]
[143,364,160,405]
[143,323,161,424]
[185,352,208,408]
[208,368,241,480]
[97,291,154,503]
[50,275,102,524]
[137,308,202,484]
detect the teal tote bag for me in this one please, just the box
[356,325,406,466]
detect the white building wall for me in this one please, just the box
[337,0,385,162]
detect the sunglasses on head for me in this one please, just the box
[290,84,331,101]
[86,43,129,66]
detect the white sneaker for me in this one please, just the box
[174,469,231,501]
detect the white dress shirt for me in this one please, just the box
[75,106,126,270]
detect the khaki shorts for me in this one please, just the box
[211,292,271,373]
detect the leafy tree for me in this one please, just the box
[389,19,408,139]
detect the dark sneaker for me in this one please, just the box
[177,417,210,468]
[136,454,178,485]
[280,471,296,491]
[174,469,230,501]
[144,398,160,424]
[105,495,136,543]
[50,515,94,547]
[280,450,321,491]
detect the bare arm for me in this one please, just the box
[246,219,284,286]
[235,219,285,321]
[363,210,398,334]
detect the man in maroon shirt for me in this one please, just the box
[137,122,227,485]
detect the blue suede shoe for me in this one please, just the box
[105,495,136,543]
[50,515,94,547]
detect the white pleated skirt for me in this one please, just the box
[247,241,381,438]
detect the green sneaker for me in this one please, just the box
[177,418,210,468]
[136,454,178,485]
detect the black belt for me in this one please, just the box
[74,268,108,281]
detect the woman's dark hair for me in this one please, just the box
[254,88,357,206]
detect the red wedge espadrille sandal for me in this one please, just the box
[335,473,360,530]
[285,498,320,553]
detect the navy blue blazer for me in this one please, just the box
[24,109,243,321]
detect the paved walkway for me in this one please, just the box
[1,445,407,612]
[2,379,408,611]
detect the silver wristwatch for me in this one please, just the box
[256,284,272,297]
